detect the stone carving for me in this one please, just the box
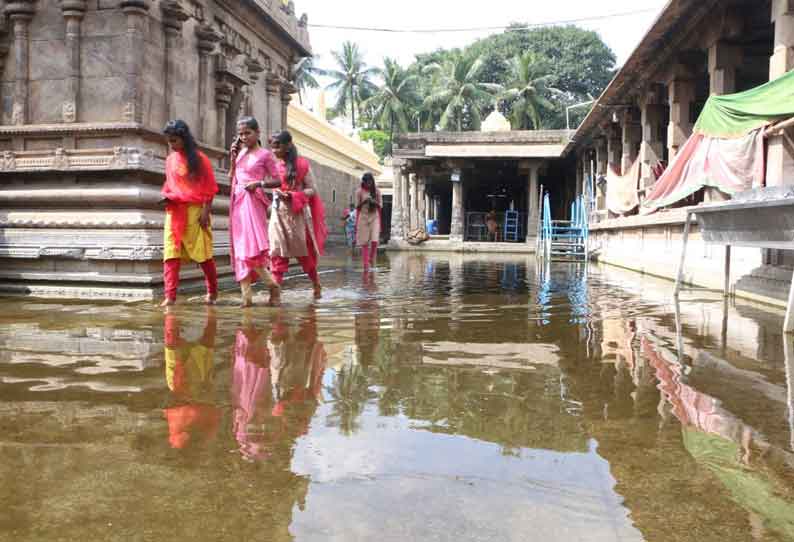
[11,102,24,125]
[62,101,76,123]
[1,151,16,171]
[298,13,308,27]
[122,102,135,122]
[52,148,70,169]
[111,146,129,167]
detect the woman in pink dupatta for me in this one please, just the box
[355,172,382,271]
[229,117,282,307]
[268,130,328,305]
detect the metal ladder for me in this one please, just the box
[503,210,520,242]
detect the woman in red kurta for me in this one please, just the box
[267,130,328,305]
[160,120,219,307]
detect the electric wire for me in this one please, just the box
[307,8,659,34]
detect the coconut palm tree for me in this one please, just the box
[291,56,323,105]
[324,42,377,130]
[421,53,502,131]
[361,58,419,155]
[500,52,561,130]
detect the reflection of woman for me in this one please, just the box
[162,309,221,449]
[355,172,382,271]
[160,120,219,307]
[230,310,326,462]
[268,131,328,304]
[229,116,282,307]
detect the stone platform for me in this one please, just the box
[388,239,537,254]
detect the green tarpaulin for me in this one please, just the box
[694,69,794,138]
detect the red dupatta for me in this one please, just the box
[282,156,328,255]
[161,151,218,247]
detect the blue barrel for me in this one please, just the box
[426,219,438,235]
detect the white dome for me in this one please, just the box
[481,110,511,132]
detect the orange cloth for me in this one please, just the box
[161,151,218,248]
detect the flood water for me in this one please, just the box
[1,252,793,542]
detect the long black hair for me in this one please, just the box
[361,172,376,196]
[274,130,299,187]
[163,119,201,177]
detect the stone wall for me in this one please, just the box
[588,211,791,307]
[0,0,311,299]
[308,158,357,244]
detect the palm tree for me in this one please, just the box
[324,42,377,130]
[500,52,560,130]
[291,56,322,105]
[361,58,419,155]
[421,53,501,131]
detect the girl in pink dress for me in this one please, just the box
[229,117,283,307]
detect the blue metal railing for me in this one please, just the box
[538,191,589,261]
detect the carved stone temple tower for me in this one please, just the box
[0,0,310,298]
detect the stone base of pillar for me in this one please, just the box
[767,135,794,187]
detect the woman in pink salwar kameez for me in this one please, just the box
[229,117,282,307]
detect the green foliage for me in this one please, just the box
[331,25,615,134]
[361,58,421,154]
[324,41,378,129]
[420,52,503,131]
[359,129,390,160]
[292,56,323,105]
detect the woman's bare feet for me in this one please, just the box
[205,293,217,305]
[312,282,322,300]
[160,298,176,308]
[268,285,282,306]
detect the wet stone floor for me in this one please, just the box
[1,252,793,542]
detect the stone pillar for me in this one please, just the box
[215,81,234,148]
[667,72,695,160]
[607,125,622,169]
[706,42,741,202]
[768,0,794,187]
[522,161,541,243]
[161,1,189,122]
[425,192,433,220]
[61,1,86,123]
[7,1,35,125]
[640,88,666,189]
[121,0,150,123]
[196,24,221,143]
[280,83,294,130]
[265,74,282,134]
[408,173,419,230]
[595,138,608,211]
[417,176,427,230]
[402,170,412,233]
[450,174,464,242]
[708,41,741,95]
[245,57,265,118]
[621,109,641,175]
[390,164,405,241]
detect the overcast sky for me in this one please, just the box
[297,0,670,73]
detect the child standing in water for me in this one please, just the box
[160,120,219,307]
[229,116,282,307]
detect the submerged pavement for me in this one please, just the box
[0,252,793,541]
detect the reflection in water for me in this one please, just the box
[163,309,220,450]
[232,310,326,462]
[645,337,794,540]
[1,253,794,541]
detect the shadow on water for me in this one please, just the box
[0,251,793,541]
